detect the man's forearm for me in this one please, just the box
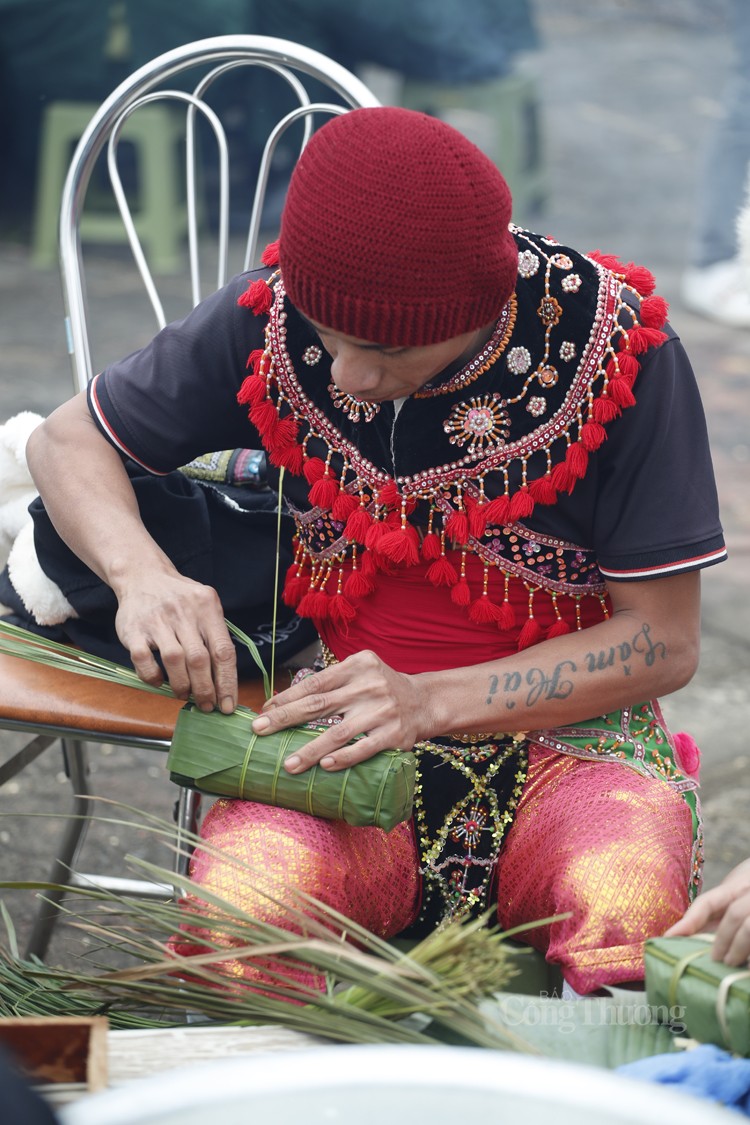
[419,577,700,738]
[26,395,178,592]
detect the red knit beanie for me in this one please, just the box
[279,107,518,346]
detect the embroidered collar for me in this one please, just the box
[234,229,669,648]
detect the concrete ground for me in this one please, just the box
[0,0,749,967]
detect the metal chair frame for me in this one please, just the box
[1,35,378,959]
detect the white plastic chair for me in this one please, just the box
[0,35,379,959]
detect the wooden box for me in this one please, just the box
[0,1016,108,1095]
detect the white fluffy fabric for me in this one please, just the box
[0,411,44,569]
[0,410,77,625]
[7,520,77,626]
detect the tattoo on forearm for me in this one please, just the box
[525,662,577,706]
[485,622,668,709]
[630,623,668,666]
[585,623,668,675]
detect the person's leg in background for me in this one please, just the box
[681,0,750,327]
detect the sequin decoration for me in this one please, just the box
[444,394,511,453]
[550,253,574,270]
[302,344,323,366]
[559,340,577,362]
[451,804,488,847]
[526,395,547,417]
[518,250,540,278]
[507,345,532,374]
[561,273,582,293]
[328,383,380,422]
[538,295,563,327]
[537,365,558,387]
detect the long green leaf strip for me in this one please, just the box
[0,619,269,700]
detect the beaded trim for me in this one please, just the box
[413,295,517,398]
[531,703,698,794]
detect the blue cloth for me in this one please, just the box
[618,1044,750,1116]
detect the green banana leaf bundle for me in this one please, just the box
[645,935,750,1056]
[167,702,416,832]
[0,619,416,833]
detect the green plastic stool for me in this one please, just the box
[400,71,546,226]
[32,100,189,273]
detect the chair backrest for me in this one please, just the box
[58,35,380,394]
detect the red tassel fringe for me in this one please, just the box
[345,507,373,544]
[421,532,442,561]
[608,377,636,409]
[469,596,501,624]
[309,476,340,510]
[566,443,589,480]
[445,509,469,545]
[270,442,305,475]
[623,263,656,296]
[450,579,471,607]
[626,325,667,355]
[495,602,516,631]
[303,457,327,484]
[426,556,458,587]
[529,475,558,505]
[377,481,401,509]
[245,348,264,372]
[639,295,669,328]
[591,396,621,424]
[377,524,421,566]
[332,492,360,522]
[484,495,510,526]
[249,399,279,434]
[466,499,489,538]
[517,617,543,650]
[238,278,273,315]
[580,421,607,452]
[345,569,375,598]
[282,571,308,608]
[237,374,266,407]
[509,487,535,521]
[261,240,280,266]
[329,593,356,625]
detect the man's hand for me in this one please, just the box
[115,572,238,713]
[665,858,750,966]
[251,649,432,771]
[26,397,239,715]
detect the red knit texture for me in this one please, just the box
[280,107,517,346]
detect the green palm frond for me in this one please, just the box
[0,804,686,1066]
[0,804,533,1050]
